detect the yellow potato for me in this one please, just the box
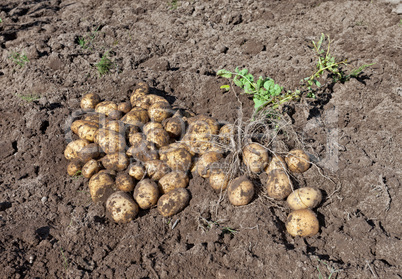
[144,160,171,181]
[197,151,223,178]
[82,113,104,124]
[104,120,125,134]
[158,171,189,194]
[128,163,145,180]
[95,101,118,116]
[157,188,190,217]
[121,107,149,126]
[143,122,163,135]
[108,109,124,120]
[219,123,234,145]
[209,169,229,192]
[182,121,214,155]
[101,153,129,171]
[162,117,183,138]
[146,128,170,148]
[242,143,269,173]
[77,123,99,142]
[130,82,150,106]
[286,209,319,237]
[67,160,83,176]
[285,149,310,173]
[133,179,159,209]
[116,173,135,192]
[148,101,172,123]
[82,159,101,179]
[64,139,90,160]
[266,169,292,200]
[106,191,139,223]
[164,148,192,172]
[265,155,287,174]
[80,93,101,110]
[95,129,126,154]
[126,138,158,162]
[187,115,220,135]
[228,176,254,206]
[88,172,115,203]
[128,132,146,146]
[287,187,322,210]
[71,120,99,135]
[118,101,132,114]
[77,143,101,163]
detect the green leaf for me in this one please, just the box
[233,78,243,88]
[349,63,375,78]
[313,80,321,87]
[239,68,248,76]
[264,79,274,91]
[253,97,266,109]
[244,83,253,94]
[217,69,232,79]
[220,85,230,91]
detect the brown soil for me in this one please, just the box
[1,0,401,278]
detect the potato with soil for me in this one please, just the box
[116,173,135,192]
[106,191,139,223]
[162,117,183,138]
[95,129,126,154]
[148,102,173,123]
[128,164,145,180]
[118,101,132,114]
[121,107,149,126]
[126,138,159,162]
[133,179,160,209]
[143,122,163,135]
[286,209,319,237]
[101,153,129,171]
[144,160,171,181]
[88,172,115,203]
[209,169,229,192]
[157,188,190,217]
[163,148,192,172]
[287,187,322,210]
[108,109,124,120]
[67,160,83,176]
[71,119,99,135]
[187,115,220,135]
[285,149,310,173]
[130,82,150,106]
[219,123,234,145]
[228,176,254,206]
[82,159,101,179]
[77,122,99,142]
[182,121,214,155]
[266,169,292,200]
[158,171,189,194]
[265,155,287,174]
[105,120,125,134]
[146,128,170,148]
[197,151,223,178]
[77,143,101,163]
[81,92,101,110]
[64,139,90,160]
[95,101,118,116]
[243,143,269,173]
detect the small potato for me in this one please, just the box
[209,169,229,192]
[95,129,126,154]
[164,148,192,172]
[116,173,135,192]
[88,172,115,203]
[128,164,145,180]
[101,153,129,171]
[265,155,287,174]
[148,102,172,123]
[285,149,310,173]
[67,160,83,176]
[219,123,234,145]
[287,187,322,210]
[143,122,163,135]
[128,132,146,146]
[162,117,184,139]
[77,143,101,163]
[133,179,159,209]
[81,92,101,110]
[286,209,319,237]
[243,143,269,173]
[95,101,118,116]
[108,109,124,120]
[77,123,99,142]
[130,82,150,106]
[146,128,170,148]
[121,107,149,126]
[144,160,171,181]
[227,176,254,206]
[106,191,139,223]
[82,159,101,179]
[158,171,189,194]
[157,188,190,217]
[64,139,90,160]
[266,169,292,200]
[118,101,132,114]
[71,119,99,135]
[197,151,223,178]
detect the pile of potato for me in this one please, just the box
[64,82,323,237]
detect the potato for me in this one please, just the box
[243,143,269,173]
[118,101,132,114]
[71,119,99,135]
[106,191,139,223]
[83,113,104,124]
[146,128,170,148]
[133,179,159,209]
[125,125,140,140]
[162,117,183,138]
[64,139,90,160]
[287,187,322,210]
[164,148,192,172]
[227,176,254,206]
[265,155,287,174]
[67,160,83,176]
[108,109,124,120]
[128,132,146,146]
[88,172,115,203]
[266,169,292,200]
[130,82,150,106]
[128,163,145,180]
[101,153,129,171]
[143,122,163,135]
[82,159,101,179]
[95,101,118,116]
[158,171,189,194]
[104,120,124,134]
[116,173,135,192]
[144,160,171,181]
[157,188,190,217]
[81,92,101,110]
[77,143,101,163]
[209,169,229,192]
[120,107,149,127]
[159,142,194,161]
[286,209,319,237]
[132,94,152,110]
[197,151,223,178]
[187,115,220,135]
[95,129,126,154]
[182,121,214,155]
[77,123,99,142]
[285,149,310,173]
[219,123,234,145]
[148,102,172,123]
[126,138,158,162]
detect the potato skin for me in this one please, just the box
[266,169,292,200]
[144,160,171,181]
[95,101,118,116]
[121,107,149,126]
[118,101,132,114]
[285,149,310,173]
[95,129,126,154]
[64,139,90,160]
[187,115,220,135]
[265,155,287,174]
[219,123,234,145]
[101,153,129,171]
[197,151,223,178]
[77,123,99,142]
[162,117,184,138]
[130,82,150,106]
[71,120,99,135]
[82,159,101,179]
[157,188,190,217]
[106,191,139,223]
[243,143,269,173]
[77,143,101,163]
[81,93,101,110]
[209,169,229,191]
[182,122,213,155]
[287,187,322,210]
[148,102,172,123]
[158,171,189,194]
[108,110,124,120]
[146,128,170,148]
[143,122,163,135]
[228,176,254,206]
[116,173,135,192]
[88,172,115,203]
[128,164,145,180]
[67,160,83,176]
[164,148,192,172]
[133,179,159,209]
[286,209,319,237]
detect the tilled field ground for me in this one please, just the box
[0,0,401,278]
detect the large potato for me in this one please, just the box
[67,160,83,176]
[182,121,214,155]
[77,123,99,142]
[101,153,129,171]
[143,122,163,135]
[146,128,170,148]
[209,169,229,192]
[133,179,159,209]
[162,117,184,138]
[126,138,158,162]
[116,173,135,192]
[82,159,101,179]
[106,191,139,223]
[287,187,322,210]
[197,151,223,178]
[228,176,254,206]
[95,129,126,154]
[187,115,220,135]
[157,188,190,217]
[243,143,269,173]
[77,143,101,163]
[158,171,189,194]
[64,139,90,160]
[285,149,310,173]
[286,209,319,237]
[148,102,172,123]
[81,92,101,110]
[144,160,171,181]
[265,155,287,173]
[105,120,125,134]
[130,82,150,106]
[266,169,292,200]
[163,148,192,172]
[88,172,115,203]
[71,120,99,135]
[121,107,149,126]
[95,101,118,116]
